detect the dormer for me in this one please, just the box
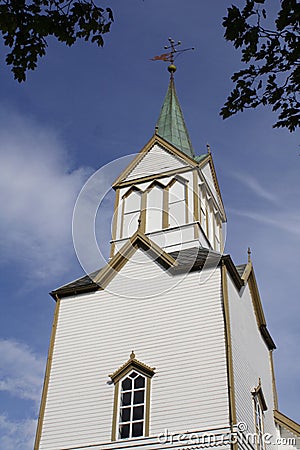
[110,78,226,257]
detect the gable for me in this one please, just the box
[107,247,175,299]
[124,142,190,182]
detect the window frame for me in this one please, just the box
[110,352,155,441]
[252,382,268,450]
[120,187,142,238]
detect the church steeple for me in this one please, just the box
[156,77,195,159]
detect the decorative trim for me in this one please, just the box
[93,231,178,289]
[269,350,278,410]
[199,154,226,220]
[110,188,120,258]
[221,263,237,450]
[140,191,147,233]
[193,170,199,223]
[110,352,155,441]
[221,264,237,424]
[145,377,152,437]
[115,166,193,189]
[241,261,253,283]
[111,382,119,441]
[34,296,61,450]
[109,351,155,384]
[274,410,300,436]
[112,134,197,188]
[252,379,268,411]
[247,269,276,350]
[162,187,169,229]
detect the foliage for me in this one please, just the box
[0,0,113,82]
[221,0,300,132]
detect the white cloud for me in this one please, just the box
[230,172,277,203]
[0,108,91,282]
[0,414,37,450]
[0,339,44,403]
[230,208,300,237]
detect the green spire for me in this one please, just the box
[156,77,195,158]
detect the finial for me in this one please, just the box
[206,143,211,154]
[130,351,135,359]
[150,38,195,79]
[247,247,251,263]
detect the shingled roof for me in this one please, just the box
[50,247,244,299]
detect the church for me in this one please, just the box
[34,56,299,450]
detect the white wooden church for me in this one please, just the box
[34,62,299,450]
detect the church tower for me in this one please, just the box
[34,55,299,450]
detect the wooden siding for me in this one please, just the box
[226,273,277,440]
[38,249,230,449]
[124,144,189,181]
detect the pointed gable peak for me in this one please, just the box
[156,77,195,159]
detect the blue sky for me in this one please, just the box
[0,1,299,448]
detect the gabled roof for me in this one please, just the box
[109,351,155,383]
[50,242,275,351]
[112,134,197,188]
[274,410,300,436]
[156,78,195,159]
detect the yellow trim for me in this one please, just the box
[162,186,169,229]
[269,350,278,410]
[121,185,142,199]
[111,382,119,441]
[110,188,120,259]
[241,261,253,283]
[274,410,300,436]
[115,166,193,189]
[110,353,155,442]
[145,377,152,437]
[112,134,197,188]
[119,195,125,239]
[140,191,147,233]
[221,263,237,432]
[199,154,226,220]
[109,352,155,384]
[252,380,268,411]
[193,170,199,222]
[34,297,61,450]
[94,231,177,288]
[248,270,267,327]
[185,182,189,223]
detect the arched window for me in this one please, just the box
[121,188,142,238]
[119,370,146,439]
[110,352,155,441]
[252,382,267,450]
[168,179,187,228]
[146,183,163,233]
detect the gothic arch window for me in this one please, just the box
[110,352,155,441]
[146,182,164,233]
[252,381,267,450]
[121,188,142,238]
[168,178,188,228]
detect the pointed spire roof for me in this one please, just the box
[156,77,195,159]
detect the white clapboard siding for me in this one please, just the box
[124,143,189,181]
[226,273,277,440]
[39,249,230,450]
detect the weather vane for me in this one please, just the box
[150,37,195,78]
